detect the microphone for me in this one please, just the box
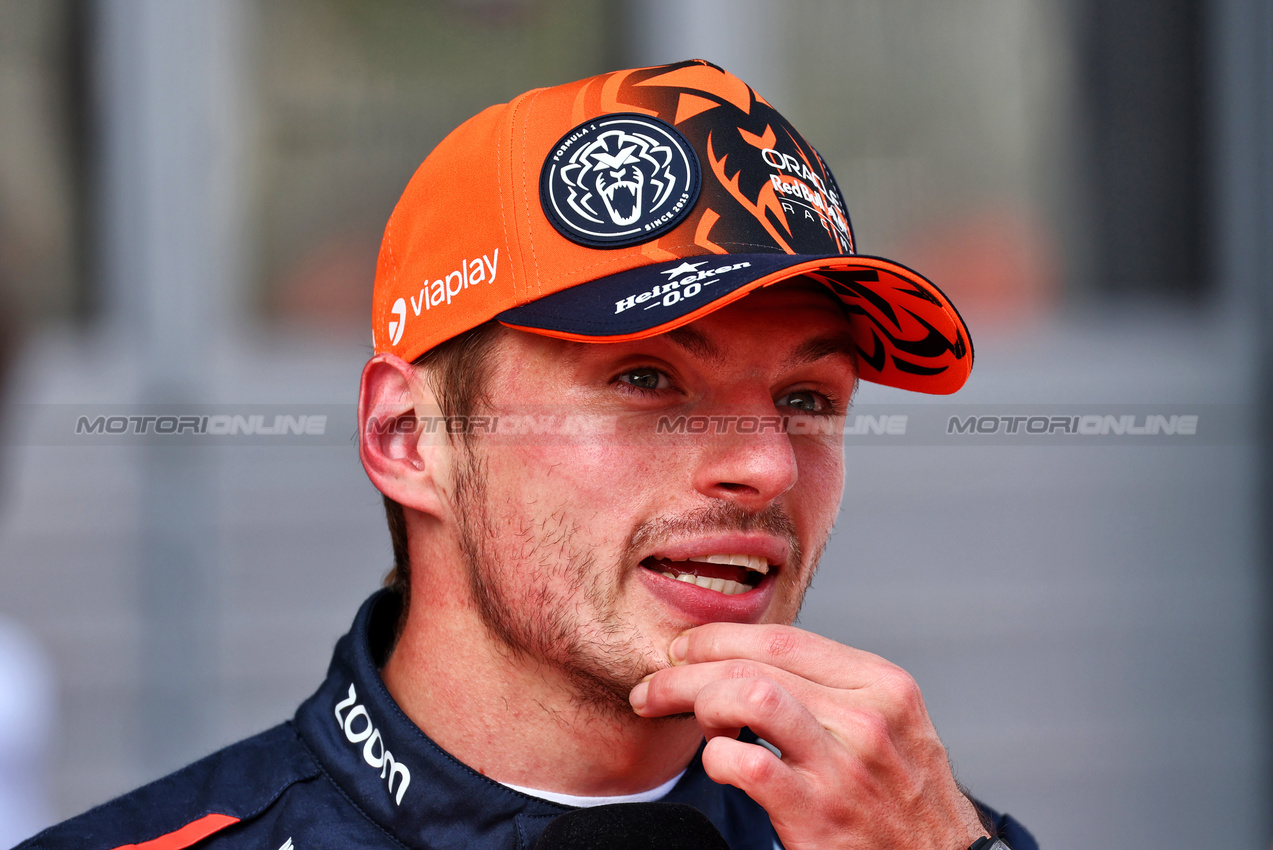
[533,802,732,850]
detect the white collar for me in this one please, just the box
[501,769,687,808]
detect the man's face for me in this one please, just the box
[449,283,856,712]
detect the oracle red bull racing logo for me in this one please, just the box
[541,114,700,248]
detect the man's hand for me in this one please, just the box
[628,623,990,850]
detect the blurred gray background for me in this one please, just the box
[0,0,1269,847]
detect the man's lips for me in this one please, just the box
[633,535,790,620]
[640,556,767,596]
[636,560,777,624]
[639,540,784,598]
[643,535,789,569]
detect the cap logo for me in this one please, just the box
[388,297,407,346]
[613,259,752,314]
[541,114,700,248]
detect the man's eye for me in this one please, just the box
[616,368,669,391]
[777,390,830,413]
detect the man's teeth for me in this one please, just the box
[686,554,770,575]
[647,554,771,595]
[658,572,750,595]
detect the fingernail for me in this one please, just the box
[630,681,649,711]
[639,672,656,683]
[669,633,689,665]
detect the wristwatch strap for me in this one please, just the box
[969,839,1010,850]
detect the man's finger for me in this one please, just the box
[633,667,832,769]
[699,735,799,813]
[670,622,899,689]
[632,658,828,720]
[688,677,829,767]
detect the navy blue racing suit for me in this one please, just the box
[17,591,1038,849]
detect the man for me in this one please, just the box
[20,61,1035,850]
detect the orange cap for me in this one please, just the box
[372,60,972,394]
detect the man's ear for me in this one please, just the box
[358,353,448,517]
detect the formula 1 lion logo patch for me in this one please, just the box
[541,114,700,248]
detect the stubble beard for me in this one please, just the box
[453,445,656,716]
[451,443,817,718]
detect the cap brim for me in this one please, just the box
[497,253,973,394]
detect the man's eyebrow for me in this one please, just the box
[664,326,726,365]
[783,332,860,369]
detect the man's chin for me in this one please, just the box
[566,673,653,720]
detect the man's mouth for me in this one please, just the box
[640,554,770,596]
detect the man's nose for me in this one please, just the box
[690,414,799,510]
